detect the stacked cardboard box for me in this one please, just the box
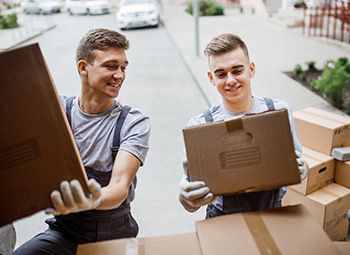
[77,205,341,255]
[283,107,350,241]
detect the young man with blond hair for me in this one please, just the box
[179,33,307,218]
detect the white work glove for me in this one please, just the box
[296,150,308,181]
[45,179,102,216]
[179,174,214,212]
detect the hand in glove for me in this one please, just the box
[45,179,102,216]
[296,150,308,181]
[179,174,214,212]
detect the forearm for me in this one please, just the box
[96,183,129,210]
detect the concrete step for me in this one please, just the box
[269,7,304,28]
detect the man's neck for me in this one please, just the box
[223,96,254,113]
[79,90,114,114]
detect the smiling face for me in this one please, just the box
[78,47,128,100]
[207,48,255,112]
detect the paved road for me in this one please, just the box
[13,12,209,248]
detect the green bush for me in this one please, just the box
[314,57,350,111]
[305,60,317,72]
[293,64,303,78]
[0,13,19,30]
[186,0,224,16]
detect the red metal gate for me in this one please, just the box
[303,0,350,43]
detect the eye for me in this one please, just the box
[105,64,117,70]
[232,69,243,75]
[216,73,226,79]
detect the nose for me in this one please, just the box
[226,72,237,86]
[113,68,124,79]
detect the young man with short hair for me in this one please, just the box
[179,33,307,218]
[12,28,150,255]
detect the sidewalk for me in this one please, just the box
[0,12,55,51]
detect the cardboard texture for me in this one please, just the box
[283,184,350,241]
[0,44,88,226]
[76,233,201,255]
[195,205,340,255]
[293,107,350,155]
[290,147,335,195]
[335,161,350,189]
[333,242,350,255]
[183,109,300,196]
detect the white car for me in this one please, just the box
[116,0,161,30]
[21,0,63,14]
[65,0,111,15]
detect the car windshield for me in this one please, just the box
[124,0,153,5]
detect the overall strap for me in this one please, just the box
[263,97,275,111]
[111,105,132,161]
[203,109,214,123]
[65,96,76,127]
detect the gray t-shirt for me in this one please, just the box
[61,96,150,202]
[187,95,302,211]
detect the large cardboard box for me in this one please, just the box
[335,161,350,189]
[77,206,340,255]
[333,242,350,255]
[76,233,201,255]
[195,205,340,255]
[0,44,88,226]
[290,147,335,195]
[293,107,350,155]
[183,109,300,196]
[283,183,350,241]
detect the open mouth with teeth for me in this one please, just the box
[107,82,121,88]
[225,85,241,93]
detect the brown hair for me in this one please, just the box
[76,28,129,64]
[204,33,249,59]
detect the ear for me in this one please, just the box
[77,60,88,76]
[249,62,256,78]
[207,71,215,86]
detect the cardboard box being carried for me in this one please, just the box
[293,107,350,155]
[335,161,350,189]
[77,233,201,255]
[183,109,300,196]
[290,147,335,195]
[195,205,340,255]
[78,205,340,255]
[0,44,88,226]
[283,183,350,241]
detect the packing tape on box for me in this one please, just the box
[319,189,340,199]
[243,212,282,255]
[225,118,244,132]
